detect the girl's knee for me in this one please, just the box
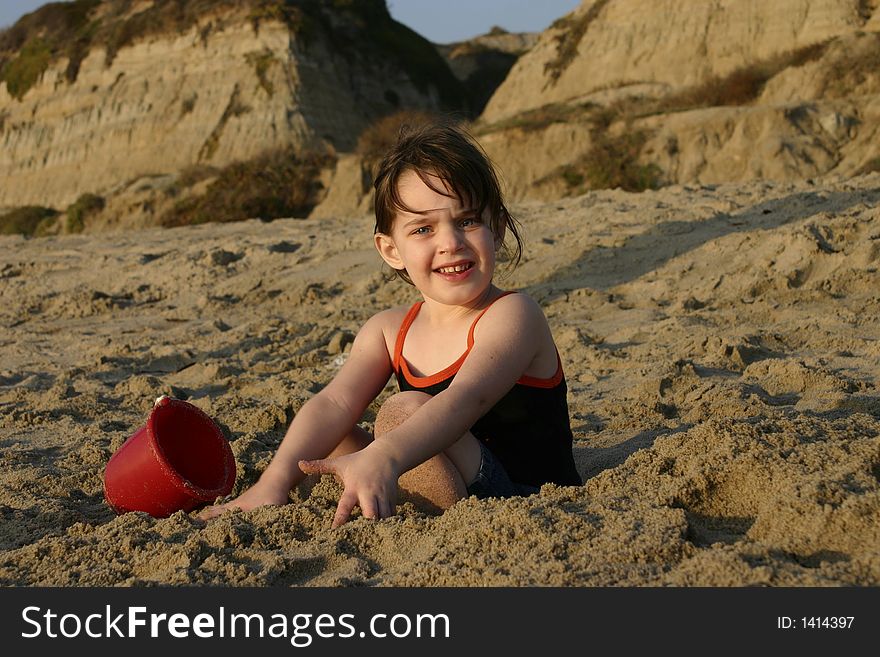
[374,391,431,436]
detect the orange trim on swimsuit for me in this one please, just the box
[392,291,564,389]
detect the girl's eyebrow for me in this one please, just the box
[402,207,477,220]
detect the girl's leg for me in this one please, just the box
[374,391,482,512]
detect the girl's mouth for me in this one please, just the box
[434,262,474,275]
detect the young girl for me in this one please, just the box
[201,122,581,526]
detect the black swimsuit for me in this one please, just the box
[392,292,582,488]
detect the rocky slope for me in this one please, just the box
[0,0,465,210]
[3,0,880,230]
[482,0,879,123]
[474,0,880,201]
[436,27,538,115]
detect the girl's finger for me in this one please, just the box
[332,490,358,528]
[359,495,379,521]
[299,458,334,475]
[378,496,395,519]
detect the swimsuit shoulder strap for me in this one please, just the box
[393,301,423,374]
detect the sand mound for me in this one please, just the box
[1,174,879,586]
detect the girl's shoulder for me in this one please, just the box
[371,304,412,328]
[484,290,548,323]
[472,291,554,342]
[363,304,414,352]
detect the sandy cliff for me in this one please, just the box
[0,0,463,209]
[482,0,876,123]
[475,0,880,201]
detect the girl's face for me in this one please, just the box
[375,169,501,307]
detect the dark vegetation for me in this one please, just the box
[159,147,333,227]
[650,41,829,113]
[562,128,663,193]
[0,0,99,99]
[65,192,105,232]
[0,192,106,236]
[355,109,444,165]
[1,0,467,113]
[546,106,662,194]
[0,206,59,236]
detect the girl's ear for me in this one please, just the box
[374,233,405,270]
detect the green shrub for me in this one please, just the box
[1,38,52,100]
[159,148,334,227]
[65,192,105,233]
[553,111,662,194]
[555,123,662,194]
[0,0,100,97]
[581,130,663,192]
[0,206,59,236]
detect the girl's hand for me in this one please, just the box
[197,478,290,520]
[299,443,400,528]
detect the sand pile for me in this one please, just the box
[1,174,879,586]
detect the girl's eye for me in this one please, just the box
[412,226,431,235]
[460,217,479,227]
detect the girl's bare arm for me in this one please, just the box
[200,311,395,516]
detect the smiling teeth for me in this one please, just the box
[438,264,470,273]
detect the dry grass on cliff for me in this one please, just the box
[159,148,333,228]
[650,41,829,114]
[355,109,447,165]
[544,0,611,84]
[814,32,880,99]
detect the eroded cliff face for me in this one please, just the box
[474,0,880,200]
[0,1,460,209]
[482,0,876,124]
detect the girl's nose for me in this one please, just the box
[438,226,464,254]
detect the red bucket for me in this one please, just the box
[104,396,236,517]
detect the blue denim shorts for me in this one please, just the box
[466,441,540,499]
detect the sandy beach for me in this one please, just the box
[1,174,879,586]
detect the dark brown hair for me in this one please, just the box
[373,120,523,285]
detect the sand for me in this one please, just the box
[1,174,879,586]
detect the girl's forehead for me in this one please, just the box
[399,169,452,194]
[396,170,464,211]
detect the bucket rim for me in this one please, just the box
[146,397,236,501]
